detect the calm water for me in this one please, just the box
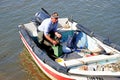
[0,0,120,80]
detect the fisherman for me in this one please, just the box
[37,12,62,46]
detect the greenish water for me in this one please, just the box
[0,0,120,80]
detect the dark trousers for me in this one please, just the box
[38,31,55,46]
[37,31,57,60]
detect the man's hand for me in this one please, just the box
[52,40,59,45]
[45,33,61,46]
[55,32,61,39]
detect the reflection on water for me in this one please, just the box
[19,47,51,80]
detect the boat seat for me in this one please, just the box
[24,22,38,37]
[57,54,120,68]
[58,18,69,28]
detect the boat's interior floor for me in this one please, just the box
[60,52,83,61]
[38,43,81,60]
[38,42,106,61]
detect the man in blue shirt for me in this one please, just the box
[38,12,61,46]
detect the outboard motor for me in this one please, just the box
[32,11,50,26]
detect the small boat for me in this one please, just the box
[18,8,120,80]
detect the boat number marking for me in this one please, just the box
[87,77,104,80]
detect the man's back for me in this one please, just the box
[38,18,58,35]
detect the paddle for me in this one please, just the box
[41,8,51,16]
